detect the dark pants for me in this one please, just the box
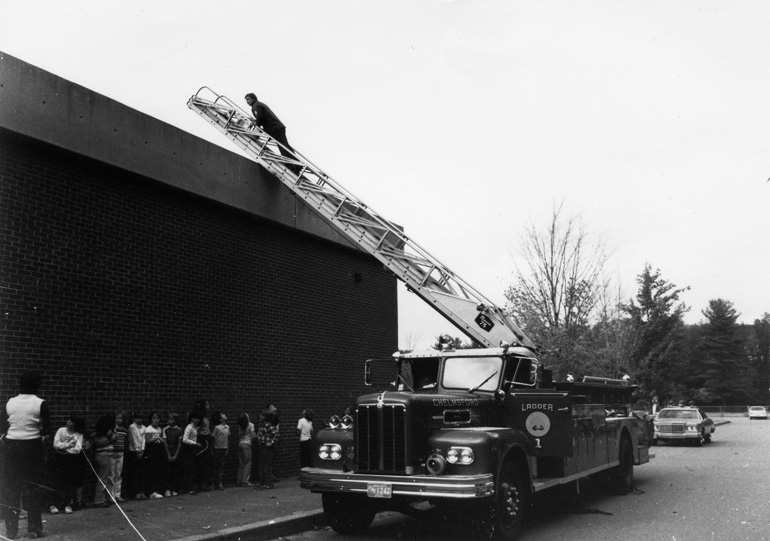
[258,445,275,488]
[54,452,85,509]
[268,128,300,173]
[213,448,228,487]
[195,438,213,489]
[126,451,145,498]
[181,445,197,493]
[2,438,45,536]
[165,448,183,493]
[144,443,166,495]
[300,440,312,468]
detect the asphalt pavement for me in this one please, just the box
[7,479,326,541]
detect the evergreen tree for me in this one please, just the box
[623,264,689,400]
[747,314,770,404]
[701,299,752,404]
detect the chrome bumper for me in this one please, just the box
[300,468,494,499]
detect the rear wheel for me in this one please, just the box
[611,437,634,493]
[322,493,376,534]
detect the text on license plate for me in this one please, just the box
[367,482,392,498]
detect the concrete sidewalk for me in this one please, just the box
[11,480,325,541]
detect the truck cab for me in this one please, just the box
[300,346,652,540]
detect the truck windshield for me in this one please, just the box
[443,357,502,392]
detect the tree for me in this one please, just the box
[432,334,476,350]
[700,299,752,404]
[746,313,770,403]
[504,203,610,378]
[623,264,689,400]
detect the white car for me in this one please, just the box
[748,406,767,420]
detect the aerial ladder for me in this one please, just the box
[187,87,535,351]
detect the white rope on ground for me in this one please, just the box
[83,451,149,541]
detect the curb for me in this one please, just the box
[172,509,326,541]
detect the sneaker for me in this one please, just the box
[115,497,125,503]
[242,482,255,487]
[28,531,48,539]
[188,490,198,496]
[49,505,59,514]
[64,506,73,514]
[171,491,178,497]
[150,492,163,499]
[164,490,171,497]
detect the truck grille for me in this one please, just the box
[658,424,685,433]
[356,404,407,473]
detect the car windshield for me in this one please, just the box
[443,356,502,391]
[658,409,698,420]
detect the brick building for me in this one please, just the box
[0,52,398,484]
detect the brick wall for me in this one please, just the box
[0,128,398,491]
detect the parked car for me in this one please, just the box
[653,406,715,446]
[748,406,768,420]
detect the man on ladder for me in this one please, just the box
[244,93,299,173]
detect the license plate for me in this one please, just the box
[367,482,392,499]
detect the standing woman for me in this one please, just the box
[0,371,51,539]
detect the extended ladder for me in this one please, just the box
[187,87,535,350]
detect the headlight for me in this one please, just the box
[318,444,343,461]
[328,415,341,429]
[446,446,475,465]
[341,414,354,429]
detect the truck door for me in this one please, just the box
[508,392,573,457]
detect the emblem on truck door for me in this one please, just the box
[525,412,551,436]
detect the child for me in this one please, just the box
[143,411,165,499]
[181,412,203,495]
[163,412,183,497]
[211,412,230,490]
[51,414,86,513]
[112,411,128,503]
[92,413,116,508]
[256,408,279,489]
[236,413,256,487]
[296,409,314,469]
[127,411,146,500]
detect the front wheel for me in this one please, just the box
[322,493,376,534]
[473,463,526,540]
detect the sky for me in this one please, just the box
[1,1,769,350]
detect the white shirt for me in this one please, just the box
[297,418,313,442]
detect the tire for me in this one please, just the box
[611,437,634,493]
[696,431,705,447]
[322,492,376,534]
[476,463,526,541]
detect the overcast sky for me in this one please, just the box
[2,1,768,350]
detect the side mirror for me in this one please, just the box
[364,360,372,386]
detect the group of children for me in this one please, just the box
[47,401,290,513]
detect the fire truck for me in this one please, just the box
[188,89,654,540]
